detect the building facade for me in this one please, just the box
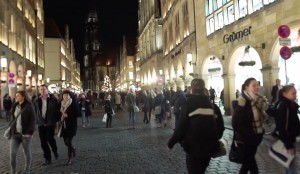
[44,23,81,93]
[160,0,197,90]
[138,0,163,90]
[82,7,102,91]
[0,0,45,101]
[193,0,300,114]
[119,36,136,90]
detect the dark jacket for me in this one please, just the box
[271,85,280,103]
[170,90,187,114]
[3,98,12,111]
[213,103,225,139]
[61,100,78,137]
[78,99,92,117]
[168,94,219,159]
[35,94,60,127]
[232,94,264,146]
[275,97,300,149]
[140,94,150,112]
[153,94,165,114]
[104,99,113,114]
[10,101,36,135]
[125,94,136,112]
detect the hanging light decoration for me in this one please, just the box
[238,46,256,66]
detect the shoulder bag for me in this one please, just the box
[268,107,295,168]
[130,95,139,113]
[229,132,245,163]
[3,106,27,140]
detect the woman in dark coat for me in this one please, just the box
[140,90,150,123]
[232,78,267,174]
[153,90,166,127]
[104,94,113,128]
[60,90,78,165]
[78,93,92,127]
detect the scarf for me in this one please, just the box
[60,98,72,113]
[244,92,267,134]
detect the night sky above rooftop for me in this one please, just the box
[43,0,138,63]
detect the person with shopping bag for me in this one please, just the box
[272,85,300,173]
[104,94,113,128]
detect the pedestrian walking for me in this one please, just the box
[271,79,283,103]
[209,86,217,103]
[153,90,166,128]
[168,79,219,174]
[140,90,150,123]
[170,87,187,128]
[232,78,267,174]
[125,88,136,130]
[274,85,300,173]
[78,93,92,127]
[10,91,36,174]
[35,85,60,166]
[148,89,156,121]
[104,94,113,128]
[60,90,78,165]
[3,94,12,122]
[115,92,122,112]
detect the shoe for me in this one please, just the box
[72,147,76,157]
[42,160,51,166]
[66,158,72,166]
[164,123,167,127]
[54,152,59,160]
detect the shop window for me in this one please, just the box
[227,5,235,24]
[253,0,263,11]
[239,0,248,18]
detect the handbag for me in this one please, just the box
[57,121,64,138]
[229,133,245,163]
[268,108,295,168]
[154,106,161,115]
[3,106,26,140]
[213,141,227,158]
[129,95,139,113]
[102,113,107,123]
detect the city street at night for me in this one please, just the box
[0,108,299,173]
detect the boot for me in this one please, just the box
[72,147,76,157]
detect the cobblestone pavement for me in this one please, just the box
[0,108,299,174]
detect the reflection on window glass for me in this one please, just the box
[218,12,224,30]
[227,5,235,24]
[239,0,248,18]
[209,18,215,33]
[253,0,263,11]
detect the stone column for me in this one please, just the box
[222,74,236,115]
[261,66,279,101]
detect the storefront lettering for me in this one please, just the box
[223,26,252,43]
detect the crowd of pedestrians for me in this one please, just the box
[2,76,300,174]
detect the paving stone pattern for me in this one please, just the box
[0,109,299,174]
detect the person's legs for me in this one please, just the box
[175,113,180,129]
[240,144,258,174]
[47,126,58,159]
[22,137,33,173]
[149,108,152,121]
[63,136,74,165]
[10,136,21,174]
[81,111,86,127]
[186,154,210,174]
[38,126,51,163]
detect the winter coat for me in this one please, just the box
[78,100,92,117]
[275,97,300,149]
[60,100,78,137]
[125,94,136,112]
[35,94,61,127]
[10,101,36,136]
[3,98,12,111]
[153,94,165,114]
[170,90,187,114]
[140,94,150,112]
[168,94,219,159]
[104,99,113,114]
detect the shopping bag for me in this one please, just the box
[229,140,245,163]
[102,114,107,123]
[154,106,161,115]
[133,106,140,113]
[269,140,295,168]
[57,121,63,138]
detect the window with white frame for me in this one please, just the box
[205,0,277,35]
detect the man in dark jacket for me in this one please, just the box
[171,87,187,128]
[168,79,219,174]
[35,85,60,165]
[3,94,12,122]
[271,79,282,103]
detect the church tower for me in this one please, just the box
[83,2,102,91]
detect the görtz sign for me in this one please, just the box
[223,26,252,43]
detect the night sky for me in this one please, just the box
[43,0,138,63]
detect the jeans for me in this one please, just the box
[38,126,58,161]
[5,109,11,121]
[285,158,297,174]
[10,135,32,174]
[128,112,136,128]
[143,112,149,123]
[106,113,112,127]
[240,144,259,174]
[81,111,90,125]
[186,154,210,174]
